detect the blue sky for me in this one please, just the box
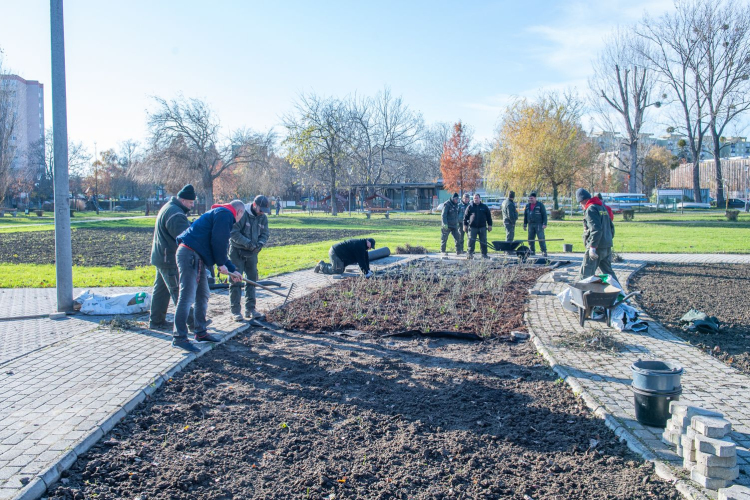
[0,0,674,153]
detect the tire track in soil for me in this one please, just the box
[47,328,680,500]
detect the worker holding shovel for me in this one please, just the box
[229,195,271,322]
[576,188,618,282]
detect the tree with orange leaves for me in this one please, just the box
[440,122,482,195]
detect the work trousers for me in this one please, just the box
[527,224,547,253]
[504,222,515,242]
[468,227,488,256]
[458,225,466,252]
[149,266,179,325]
[440,225,461,253]
[320,247,346,275]
[577,247,619,283]
[229,250,259,314]
[173,246,210,339]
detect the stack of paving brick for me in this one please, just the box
[718,485,750,500]
[662,402,739,490]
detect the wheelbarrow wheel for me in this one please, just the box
[516,245,530,262]
[578,307,586,327]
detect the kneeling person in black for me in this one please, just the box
[314,238,375,278]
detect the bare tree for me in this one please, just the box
[144,95,269,207]
[637,2,710,202]
[688,0,750,206]
[0,50,18,203]
[590,28,663,193]
[283,93,351,215]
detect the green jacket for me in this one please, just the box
[501,198,518,225]
[230,208,270,257]
[441,200,462,228]
[150,197,191,268]
[583,203,615,249]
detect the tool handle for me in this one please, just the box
[219,271,287,298]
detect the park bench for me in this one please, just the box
[364,207,391,219]
[0,208,18,217]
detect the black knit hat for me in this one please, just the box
[529,192,537,198]
[576,188,592,203]
[367,238,376,249]
[177,184,196,200]
[452,192,459,199]
[508,190,515,199]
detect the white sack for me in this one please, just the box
[74,290,151,315]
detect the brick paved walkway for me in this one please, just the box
[0,255,421,500]
[527,253,750,499]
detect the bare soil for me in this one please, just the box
[0,228,371,269]
[46,261,680,500]
[630,263,750,375]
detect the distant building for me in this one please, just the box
[669,156,750,201]
[0,74,45,170]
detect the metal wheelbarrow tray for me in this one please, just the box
[568,282,640,327]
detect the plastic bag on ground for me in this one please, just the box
[611,303,648,332]
[557,288,578,313]
[74,290,151,315]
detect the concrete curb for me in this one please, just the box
[527,266,711,500]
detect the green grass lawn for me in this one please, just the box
[1,210,748,287]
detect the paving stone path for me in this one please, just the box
[528,253,750,499]
[0,255,420,500]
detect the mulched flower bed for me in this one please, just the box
[46,261,681,500]
[0,228,371,269]
[268,260,546,338]
[630,263,750,375]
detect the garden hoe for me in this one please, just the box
[219,271,296,306]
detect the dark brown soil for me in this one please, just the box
[0,228,371,269]
[630,263,750,375]
[46,329,680,500]
[268,261,545,338]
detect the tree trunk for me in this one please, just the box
[552,183,559,210]
[629,142,638,193]
[692,160,702,203]
[330,167,338,216]
[203,174,214,211]
[712,134,724,207]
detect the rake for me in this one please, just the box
[219,271,296,307]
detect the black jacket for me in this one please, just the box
[332,239,371,273]
[150,197,191,268]
[464,201,492,229]
[523,201,547,226]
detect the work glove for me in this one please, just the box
[365,270,374,279]
[588,247,598,259]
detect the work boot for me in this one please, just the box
[232,313,244,322]
[313,260,325,273]
[246,309,264,320]
[149,320,173,331]
[542,251,548,257]
[467,253,474,260]
[194,332,222,343]
[481,254,490,259]
[172,337,200,352]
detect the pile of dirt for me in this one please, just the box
[630,263,750,375]
[47,328,680,500]
[0,228,372,269]
[268,260,546,338]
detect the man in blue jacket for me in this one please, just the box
[172,200,244,351]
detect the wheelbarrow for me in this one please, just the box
[492,239,564,261]
[568,281,641,327]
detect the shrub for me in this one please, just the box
[35,210,44,217]
[622,209,634,221]
[395,243,427,254]
[549,209,565,220]
[726,209,740,221]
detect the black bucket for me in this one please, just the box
[632,386,682,427]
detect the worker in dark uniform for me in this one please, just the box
[501,191,518,243]
[314,238,375,278]
[463,193,493,259]
[440,193,462,255]
[576,188,617,282]
[523,192,548,257]
[458,193,471,253]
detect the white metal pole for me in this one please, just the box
[50,0,73,311]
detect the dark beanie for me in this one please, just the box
[452,192,459,199]
[576,188,592,203]
[508,190,515,199]
[177,184,196,200]
[529,192,537,198]
[367,238,376,249]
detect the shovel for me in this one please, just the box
[219,271,296,306]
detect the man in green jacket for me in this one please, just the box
[576,188,618,282]
[501,191,518,243]
[229,195,271,321]
[458,193,471,253]
[148,184,195,330]
[440,193,462,255]
[523,192,548,257]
